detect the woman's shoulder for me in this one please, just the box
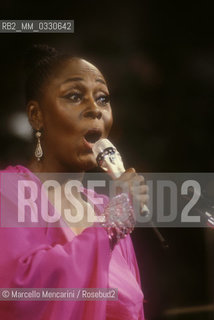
[0,165,29,190]
[0,164,37,195]
[0,164,46,228]
[0,164,42,187]
[0,164,32,175]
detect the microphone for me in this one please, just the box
[92,138,168,248]
[92,138,148,214]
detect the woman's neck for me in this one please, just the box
[27,158,85,198]
[27,157,84,174]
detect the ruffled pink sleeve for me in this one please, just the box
[0,166,112,320]
[0,165,145,320]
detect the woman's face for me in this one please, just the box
[38,58,113,171]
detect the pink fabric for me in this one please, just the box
[0,165,144,319]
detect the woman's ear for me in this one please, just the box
[27,101,43,130]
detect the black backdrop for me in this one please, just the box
[0,1,214,319]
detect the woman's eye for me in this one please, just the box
[64,93,82,103]
[96,94,110,106]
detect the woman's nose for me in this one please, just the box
[83,98,102,120]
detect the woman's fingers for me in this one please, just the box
[133,194,149,205]
[130,184,148,195]
[112,168,149,212]
[114,169,146,194]
[117,168,137,182]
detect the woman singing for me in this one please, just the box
[0,45,148,319]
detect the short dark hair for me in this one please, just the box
[24,44,72,103]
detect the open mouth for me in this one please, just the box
[84,129,102,145]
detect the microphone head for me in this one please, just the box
[92,138,116,158]
[93,138,125,178]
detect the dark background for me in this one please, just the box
[0,1,214,319]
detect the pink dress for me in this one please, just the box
[0,165,145,319]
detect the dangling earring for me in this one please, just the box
[35,130,43,161]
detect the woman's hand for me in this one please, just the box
[113,168,149,213]
[101,168,149,249]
